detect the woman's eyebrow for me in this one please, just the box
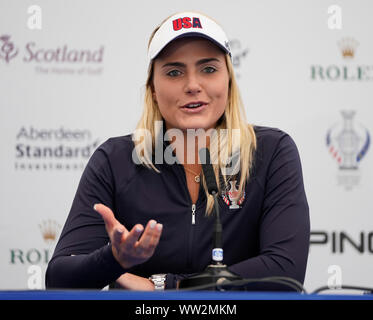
[161,58,221,68]
[196,58,220,65]
[161,62,185,68]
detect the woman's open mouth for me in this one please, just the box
[180,102,208,113]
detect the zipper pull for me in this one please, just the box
[191,203,196,225]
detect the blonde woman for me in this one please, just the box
[46,12,310,291]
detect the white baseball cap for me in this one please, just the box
[148,12,231,65]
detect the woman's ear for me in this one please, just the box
[151,86,157,103]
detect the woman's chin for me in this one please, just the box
[173,120,215,131]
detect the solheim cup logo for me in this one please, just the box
[221,180,245,210]
[326,111,370,189]
[0,35,18,63]
[327,111,370,169]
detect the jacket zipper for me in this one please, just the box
[173,164,199,270]
[188,202,196,271]
[191,203,196,225]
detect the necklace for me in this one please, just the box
[183,166,201,183]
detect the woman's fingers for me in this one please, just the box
[123,224,144,251]
[94,203,128,238]
[94,203,163,269]
[94,203,117,229]
[112,227,125,248]
[135,220,163,255]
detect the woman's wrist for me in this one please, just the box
[115,273,155,291]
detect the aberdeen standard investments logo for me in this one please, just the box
[14,126,100,171]
[326,111,370,189]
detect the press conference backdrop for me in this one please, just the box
[0,0,372,292]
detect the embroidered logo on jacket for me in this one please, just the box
[221,180,245,209]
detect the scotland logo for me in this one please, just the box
[326,110,370,189]
[221,179,245,210]
[0,35,18,63]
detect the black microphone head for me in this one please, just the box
[199,148,218,195]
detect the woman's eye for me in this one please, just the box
[167,70,182,77]
[203,66,217,73]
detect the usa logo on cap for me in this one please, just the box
[172,17,203,31]
[148,11,232,65]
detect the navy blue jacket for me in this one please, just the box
[46,126,310,290]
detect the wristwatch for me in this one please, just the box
[149,274,167,290]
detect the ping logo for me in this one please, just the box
[212,248,223,262]
[172,17,202,31]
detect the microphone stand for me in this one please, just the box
[178,150,243,290]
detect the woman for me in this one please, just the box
[46,11,310,291]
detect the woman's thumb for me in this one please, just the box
[94,203,117,230]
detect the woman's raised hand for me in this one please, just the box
[94,203,163,269]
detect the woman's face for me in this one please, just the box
[152,37,229,131]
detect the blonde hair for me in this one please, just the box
[133,13,257,215]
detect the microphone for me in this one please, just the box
[178,148,243,291]
[200,148,218,194]
[199,148,222,265]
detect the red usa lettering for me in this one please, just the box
[172,17,202,31]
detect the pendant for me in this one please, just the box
[195,175,200,183]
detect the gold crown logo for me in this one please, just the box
[39,219,61,242]
[338,37,359,59]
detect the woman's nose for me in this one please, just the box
[184,74,202,94]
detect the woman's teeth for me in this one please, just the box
[186,103,202,108]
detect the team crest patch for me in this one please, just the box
[221,180,245,209]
